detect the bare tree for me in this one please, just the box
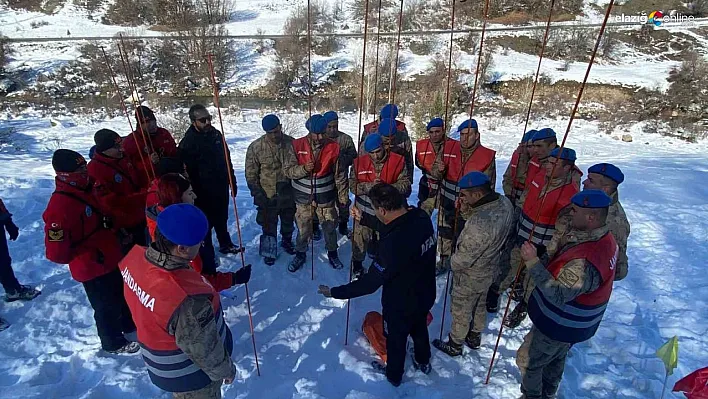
[0,36,12,73]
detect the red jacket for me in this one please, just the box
[43,179,123,282]
[145,205,234,292]
[88,152,147,229]
[122,127,178,187]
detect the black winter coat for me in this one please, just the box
[331,207,437,320]
[178,126,237,198]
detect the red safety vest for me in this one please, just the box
[363,120,407,135]
[119,246,233,393]
[518,173,578,246]
[440,141,495,205]
[291,137,340,205]
[353,152,405,216]
[528,232,618,343]
[416,139,457,194]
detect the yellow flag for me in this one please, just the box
[656,336,679,375]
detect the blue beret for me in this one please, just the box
[588,163,624,184]
[313,116,329,134]
[364,134,383,152]
[305,114,322,133]
[571,189,612,209]
[378,118,397,137]
[380,103,398,119]
[262,114,280,131]
[89,145,96,160]
[532,128,556,142]
[522,130,537,143]
[426,117,444,130]
[323,111,338,123]
[549,147,576,162]
[457,119,478,132]
[458,171,490,189]
[157,204,209,246]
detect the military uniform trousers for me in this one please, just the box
[516,325,571,399]
[294,204,338,253]
[256,203,295,239]
[173,380,223,399]
[449,271,493,344]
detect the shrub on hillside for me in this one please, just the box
[0,36,12,73]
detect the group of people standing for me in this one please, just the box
[0,101,631,399]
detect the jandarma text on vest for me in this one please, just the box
[121,267,156,311]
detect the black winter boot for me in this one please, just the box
[328,251,344,269]
[486,286,500,313]
[288,252,307,272]
[4,285,41,302]
[281,235,295,255]
[264,257,275,266]
[106,341,140,354]
[465,331,481,349]
[504,301,528,329]
[432,335,463,357]
[352,261,364,280]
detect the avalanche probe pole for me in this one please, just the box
[206,54,261,377]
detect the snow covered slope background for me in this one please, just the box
[0,110,707,398]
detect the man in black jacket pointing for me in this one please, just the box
[318,183,437,387]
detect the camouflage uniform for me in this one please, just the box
[245,134,296,240]
[283,138,348,253]
[430,141,497,258]
[415,140,444,217]
[318,130,357,228]
[145,247,234,399]
[516,225,605,399]
[350,153,411,262]
[360,128,414,184]
[608,191,630,280]
[496,173,574,296]
[448,193,515,344]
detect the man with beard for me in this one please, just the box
[122,106,178,187]
[178,105,241,275]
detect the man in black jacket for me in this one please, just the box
[178,105,241,274]
[318,183,437,387]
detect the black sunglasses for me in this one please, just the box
[196,116,212,123]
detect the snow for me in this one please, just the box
[1,109,707,398]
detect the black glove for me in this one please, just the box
[5,220,19,241]
[231,183,238,198]
[233,264,252,285]
[254,193,269,208]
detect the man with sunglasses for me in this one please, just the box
[245,114,297,266]
[122,106,178,188]
[350,126,411,279]
[415,117,456,215]
[89,129,148,253]
[283,115,348,272]
[178,105,241,275]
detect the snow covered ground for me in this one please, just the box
[1,109,707,398]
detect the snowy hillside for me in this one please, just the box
[1,110,707,398]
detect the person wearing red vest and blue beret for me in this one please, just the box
[120,203,250,399]
[516,189,618,399]
[361,105,414,180]
[523,128,582,191]
[497,147,581,328]
[502,129,537,206]
[415,118,457,215]
[429,118,497,276]
[350,133,411,278]
[283,115,348,272]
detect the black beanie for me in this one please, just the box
[135,105,156,122]
[156,157,185,177]
[52,149,87,173]
[94,129,120,152]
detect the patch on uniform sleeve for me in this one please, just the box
[114,173,123,183]
[48,229,64,242]
[557,269,580,288]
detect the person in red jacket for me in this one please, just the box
[42,149,139,354]
[145,173,249,292]
[122,105,178,187]
[146,157,187,210]
[89,129,148,253]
